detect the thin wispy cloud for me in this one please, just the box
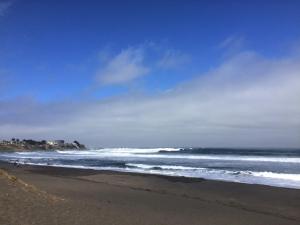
[94,44,190,86]
[0,0,13,16]
[218,35,246,56]
[157,49,190,70]
[95,47,149,85]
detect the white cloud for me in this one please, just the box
[218,35,246,57]
[157,49,189,69]
[95,47,149,85]
[1,50,300,148]
[0,1,13,16]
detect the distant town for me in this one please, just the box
[0,138,86,151]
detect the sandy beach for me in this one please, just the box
[1,161,300,225]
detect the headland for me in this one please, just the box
[0,138,86,151]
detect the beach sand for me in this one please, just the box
[1,161,300,225]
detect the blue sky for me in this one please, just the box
[0,0,300,147]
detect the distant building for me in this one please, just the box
[47,140,65,146]
[46,141,55,145]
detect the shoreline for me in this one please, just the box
[1,160,300,225]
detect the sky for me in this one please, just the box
[0,0,300,147]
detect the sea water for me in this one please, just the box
[1,148,300,189]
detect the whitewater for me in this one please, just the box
[1,147,300,189]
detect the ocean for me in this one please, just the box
[1,147,300,189]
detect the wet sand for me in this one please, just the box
[1,161,300,225]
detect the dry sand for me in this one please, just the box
[1,161,300,225]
